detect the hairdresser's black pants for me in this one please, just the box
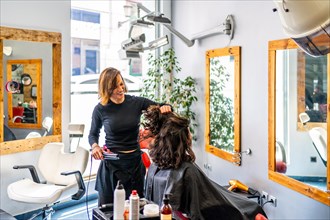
[95,150,145,206]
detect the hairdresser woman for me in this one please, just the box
[88,67,171,206]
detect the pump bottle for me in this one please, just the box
[160,194,172,220]
[113,180,125,220]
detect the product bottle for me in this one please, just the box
[160,194,172,220]
[129,190,140,220]
[123,200,130,220]
[113,180,125,220]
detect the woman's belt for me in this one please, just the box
[117,149,142,160]
[103,146,141,160]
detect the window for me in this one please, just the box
[70,1,157,165]
[71,9,100,24]
[71,38,99,75]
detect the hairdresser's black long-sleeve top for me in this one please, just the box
[88,95,156,153]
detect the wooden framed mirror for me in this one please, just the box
[205,46,241,165]
[7,59,42,129]
[268,38,329,206]
[0,26,62,155]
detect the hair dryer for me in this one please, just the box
[228,179,257,195]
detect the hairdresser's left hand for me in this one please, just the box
[160,105,172,113]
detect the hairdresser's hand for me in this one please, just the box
[160,105,172,113]
[91,144,104,160]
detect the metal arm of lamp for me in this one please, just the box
[135,2,234,47]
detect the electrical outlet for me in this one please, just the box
[269,195,277,207]
[261,191,268,201]
[310,156,317,163]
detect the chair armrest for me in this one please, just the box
[61,170,86,200]
[13,165,41,183]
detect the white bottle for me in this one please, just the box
[113,180,125,220]
[129,190,140,220]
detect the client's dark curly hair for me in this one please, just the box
[140,105,195,169]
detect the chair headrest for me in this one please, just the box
[299,112,310,124]
[42,117,53,132]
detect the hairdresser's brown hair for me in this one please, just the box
[141,105,195,169]
[98,67,127,105]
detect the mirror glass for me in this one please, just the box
[7,59,42,128]
[205,47,241,164]
[21,73,33,86]
[1,26,62,155]
[268,38,329,206]
[297,52,328,128]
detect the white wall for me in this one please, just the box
[0,0,71,216]
[172,1,329,219]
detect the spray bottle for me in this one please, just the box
[129,190,140,220]
[113,180,125,220]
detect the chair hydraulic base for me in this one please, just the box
[28,206,54,220]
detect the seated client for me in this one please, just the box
[141,105,267,220]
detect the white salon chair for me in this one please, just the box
[309,127,327,166]
[68,123,85,152]
[7,142,89,220]
[275,140,287,173]
[299,112,327,166]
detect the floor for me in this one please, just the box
[13,164,100,220]
[14,195,98,220]
[52,198,98,220]
[289,175,326,191]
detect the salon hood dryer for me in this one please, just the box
[273,0,330,57]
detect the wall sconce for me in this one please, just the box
[148,36,169,50]
[121,33,146,51]
[3,46,13,56]
[118,50,141,60]
[118,35,169,60]
[129,2,235,47]
[124,4,133,17]
[118,12,155,29]
[131,18,154,28]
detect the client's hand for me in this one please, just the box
[255,213,268,220]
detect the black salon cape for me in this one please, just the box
[145,162,267,220]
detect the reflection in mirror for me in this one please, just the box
[5,80,20,93]
[7,59,42,128]
[268,38,329,206]
[297,52,328,129]
[21,73,33,86]
[31,85,37,98]
[205,46,241,165]
[0,26,62,155]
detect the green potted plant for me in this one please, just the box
[140,48,198,137]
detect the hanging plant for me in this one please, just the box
[141,48,198,138]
